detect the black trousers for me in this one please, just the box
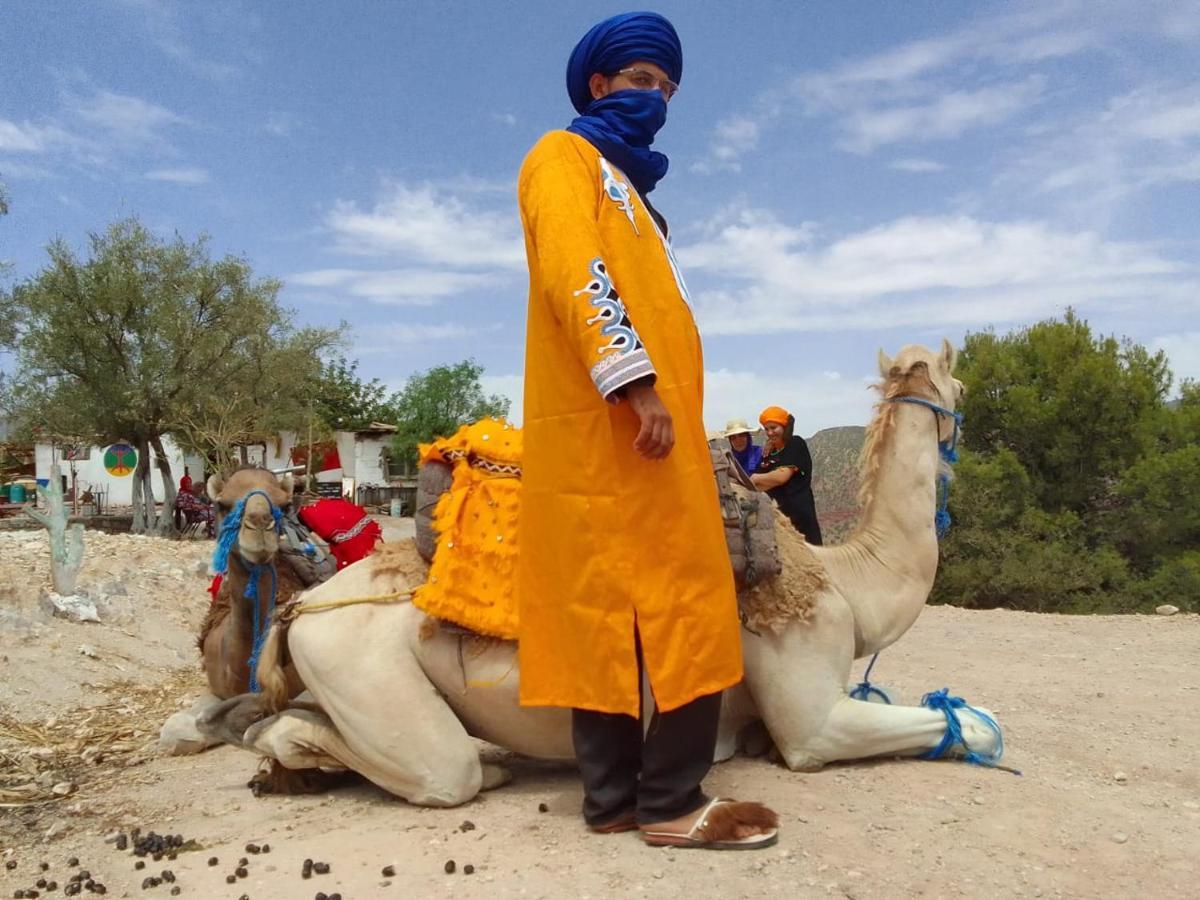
[572,671,722,826]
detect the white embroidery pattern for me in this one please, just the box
[599,157,640,235]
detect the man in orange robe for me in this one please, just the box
[516,11,777,848]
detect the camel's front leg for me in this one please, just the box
[743,604,1001,769]
[288,603,486,807]
[802,695,1002,767]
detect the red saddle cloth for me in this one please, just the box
[298,498,383,570]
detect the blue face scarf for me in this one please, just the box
[566,88,669,196]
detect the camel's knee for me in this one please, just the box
[779,745,827,772]
[405,763,482,807]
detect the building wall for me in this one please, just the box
[34,437,195,507]
[353,435,389,485]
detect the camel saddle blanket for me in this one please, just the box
[411,420,780,641]
[298,499,383,571]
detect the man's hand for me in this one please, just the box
[626,381,674,460]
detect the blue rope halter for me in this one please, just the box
[211,488,283,693]
[888,395,963,539]
[919,687,1017,773]
[848,652,893,704]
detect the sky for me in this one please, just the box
[2,0,1198,435]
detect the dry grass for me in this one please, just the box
[0,668,201,808]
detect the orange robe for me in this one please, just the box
[516,130,742,716]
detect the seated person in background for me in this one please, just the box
[750,405,823,545]
[179,467,194,496]
[722,418,762,475]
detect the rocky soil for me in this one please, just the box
[1,525,1198,899]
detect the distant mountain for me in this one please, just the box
[807,425,866,545]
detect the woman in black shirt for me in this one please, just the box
[750,405,823,545]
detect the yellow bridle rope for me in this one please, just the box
[277,590,412,622]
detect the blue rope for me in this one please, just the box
[209,488,282,694]
[889,396,963,539]
[919,687,1018,773]
[245,563,277,693]
[849,652,893,703]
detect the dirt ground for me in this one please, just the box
[2,524,1198,899]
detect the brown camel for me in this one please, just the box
[198,467,306,699]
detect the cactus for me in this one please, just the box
[25,465,86,595]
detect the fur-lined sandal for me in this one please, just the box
[640,798,779,850]
[588,810,638,834]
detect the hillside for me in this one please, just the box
[807,425,866,544]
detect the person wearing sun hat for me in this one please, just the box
[515,10,778,851]
[751,405,824,545]
[722,418,762,475]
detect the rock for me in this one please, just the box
[1111,832,1128,844]
[1155,604,1179,616]
[1113,771,1128,783]
[77,644,98,658]
[39,591,100,624]
[44,820,68,840]
[51,782,74,796]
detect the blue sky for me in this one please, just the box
[2,0,1198,434]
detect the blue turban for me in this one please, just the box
[566,11,683,114]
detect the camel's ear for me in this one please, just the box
[940,338,958,373]
[207,473,224,499]
[877,349,895,378]
[279,473,294,495]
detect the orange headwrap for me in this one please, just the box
[759,405,790,427]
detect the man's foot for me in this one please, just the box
[640,798,779,850]
[588,809,638,834]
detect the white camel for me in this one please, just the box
[198,341,1002,806]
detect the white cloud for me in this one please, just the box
[480,368,882,434]
[838,77,1046,154]
[288,267,494,306]
[1,81,189,178]
[264,111,300,136]
[694,3,1097,170]
[325,181,524,269]
[480,373,526,425]
[889,158,947,173]
[492,112,518,127]
[703,368,879,434]
[677,208,1188,335]
[0,118,70,153]
[69,89,185,146]
[144,166,209,184]
[355,322,481,354]
[1151,331,1200,387]
[999,85,1200,219]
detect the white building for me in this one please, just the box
[34,437,204,508]
[34,426,402,510]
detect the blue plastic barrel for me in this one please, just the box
[9,483,27,503]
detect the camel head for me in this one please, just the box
[206,467,294,567]
[877,339,963,435]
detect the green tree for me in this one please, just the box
[958,310,1171,513]
[1,218,341,533]
[308,355,392,432]
[389,360,510,468]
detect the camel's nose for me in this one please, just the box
[243,497,275,531]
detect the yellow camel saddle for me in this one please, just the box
[412,419,523,639]
[412,420,781,641]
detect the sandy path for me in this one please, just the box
[3,601,1197,899]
